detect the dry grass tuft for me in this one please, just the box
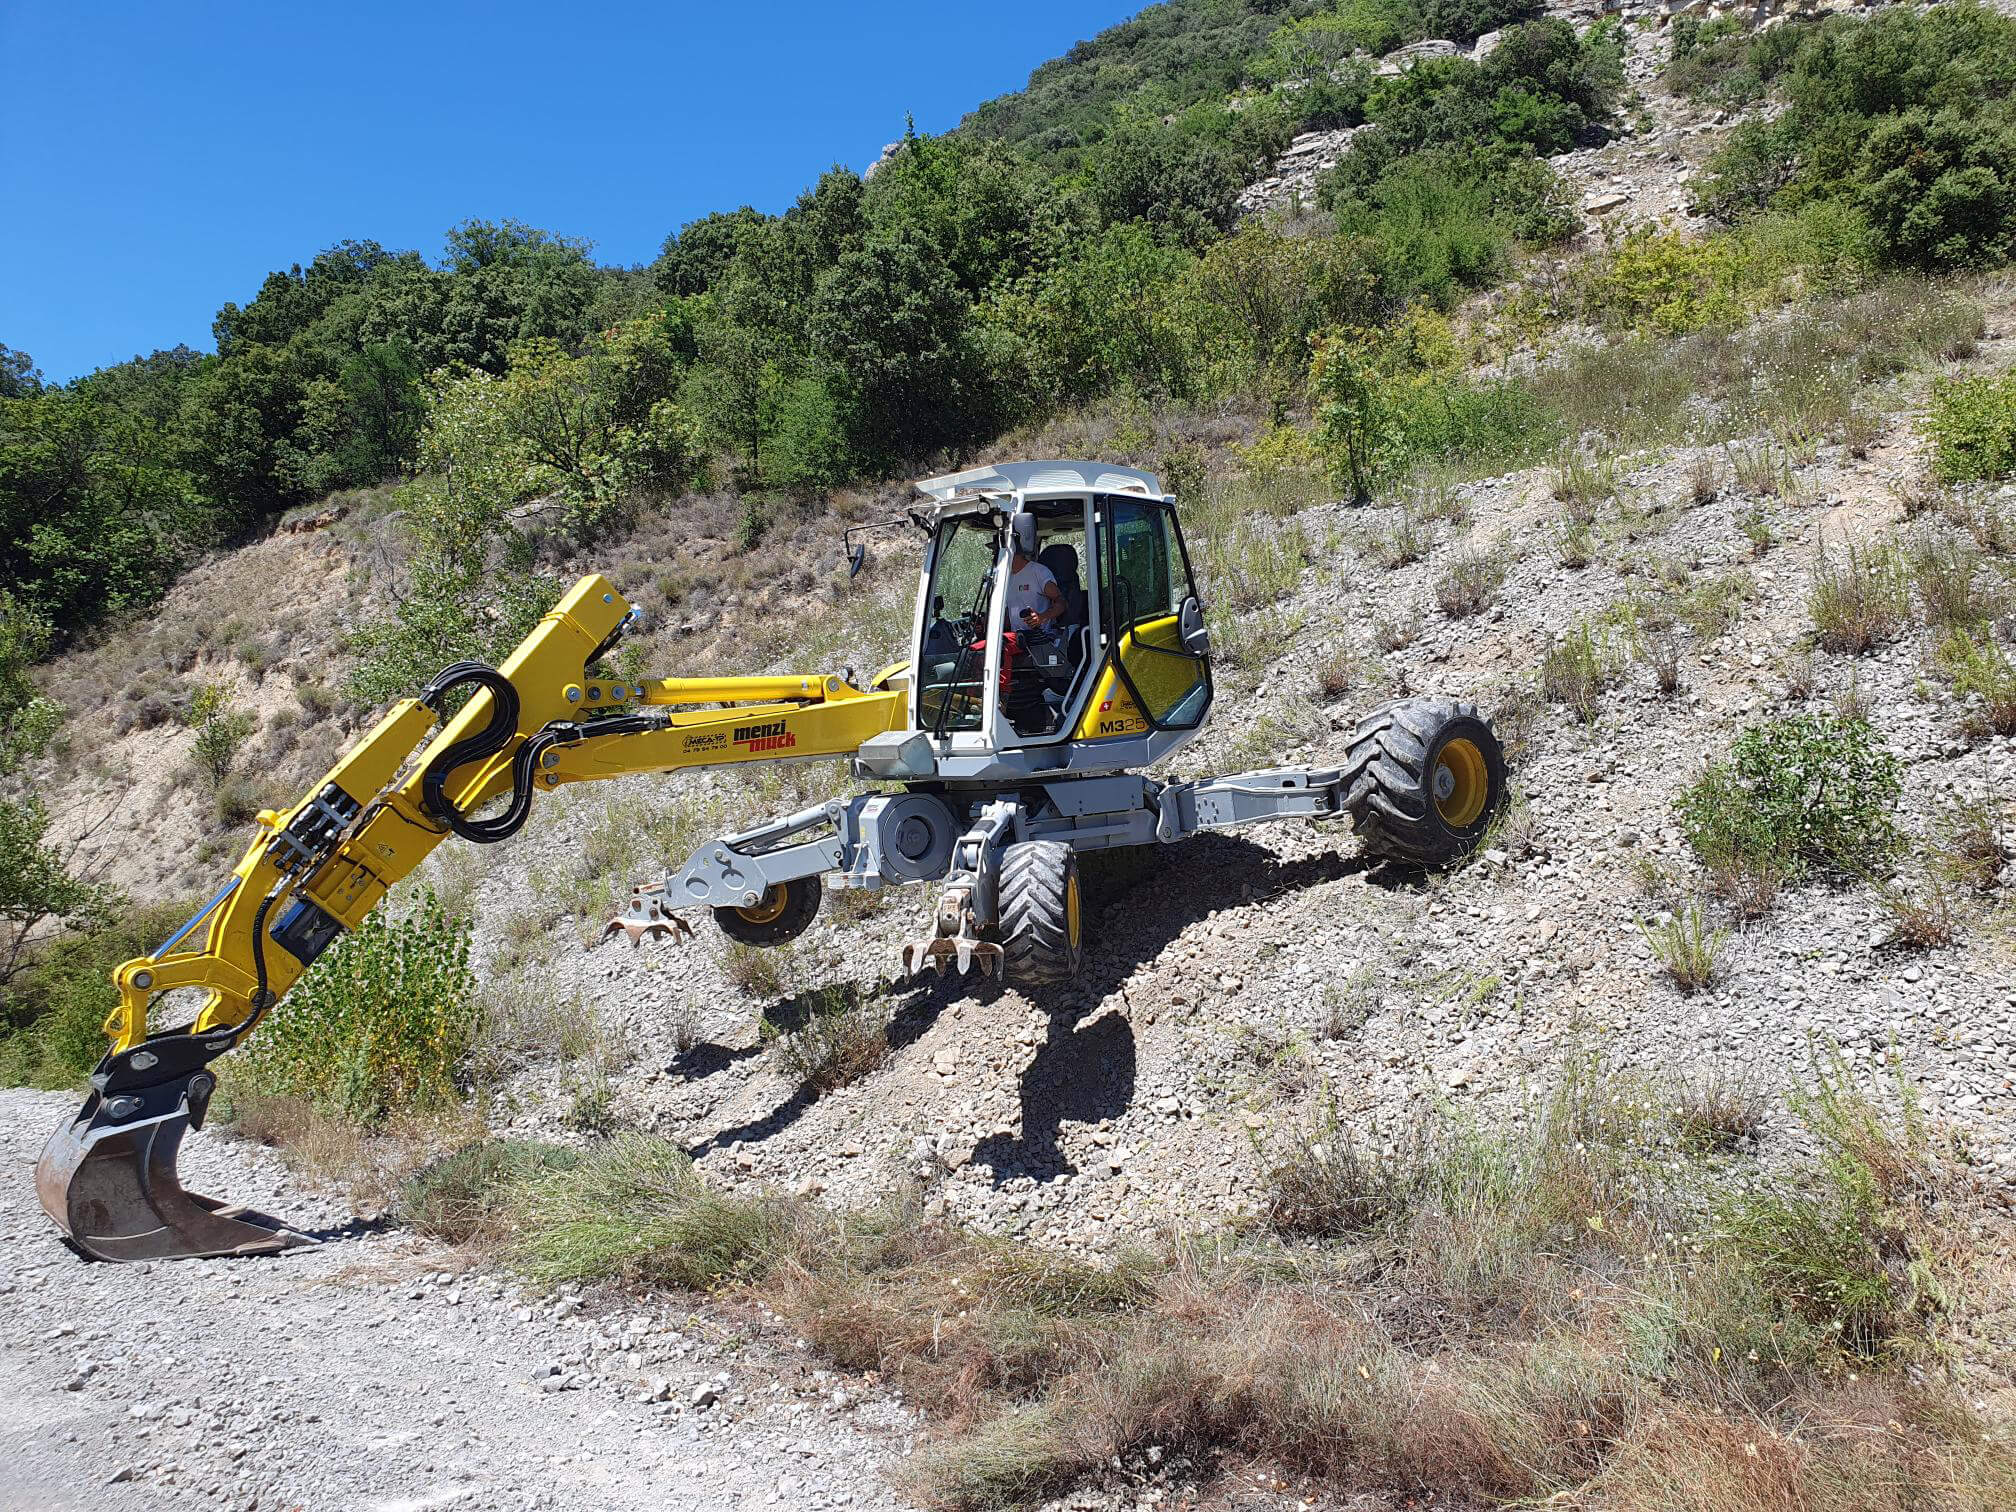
[1809,540,1910,654]
[1433,550,1508,618]
[1874,877,1960,951]
[767,983,890,1096]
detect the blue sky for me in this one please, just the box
[0,1,1142,383]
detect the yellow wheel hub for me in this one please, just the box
[1433,737,1489,828]
[734,886,791,925]
[1065,872,1082,950]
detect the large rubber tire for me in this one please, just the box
[997,840,1085,987]
[1340,697,1506,866]
[713,876,821,946]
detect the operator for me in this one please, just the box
[1006,538,1065,636]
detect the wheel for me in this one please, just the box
[713,876,821,945]
[997,840,1085,987]
[1340,697,1505,866]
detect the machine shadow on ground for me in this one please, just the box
[686,829,1418,1172]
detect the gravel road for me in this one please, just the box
[0,1087,915,1512]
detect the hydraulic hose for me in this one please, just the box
[418,663,529,843]
[417,661,662,845]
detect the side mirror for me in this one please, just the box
[846,542,866,579]
[1179,596,1210,656]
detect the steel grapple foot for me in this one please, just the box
[38,1052,313,1262]
[603,885,696,947]
[900,934,1004,978]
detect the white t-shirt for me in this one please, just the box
[1005,560,1059,627]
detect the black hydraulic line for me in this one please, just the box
[417,664,525,842]
[420,660,668,845]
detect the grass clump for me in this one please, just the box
[237,885,478,1122]
[1265,1113,1417,1240]
[400,1139,583,1245]
[767,982,889,1096]
[1909,531,2004,632]
[1639,623,1683,696]
[1670,1067,1766,1153]
[1809,540,1910,653]
[1550,447,1617,523]
[1639,901,1727,993]
[1932,800,2007,894]
[724,940,790,998]
[512,1133,786,1289]
[1552,515,1594,567]
[1313,639,1359,700]
[1538,622,1622,723]
[1933,629,2016,738]
[1364,508,1429,569]
[1873,876,1960,951]
[1677,714,1902,913]
[1432,550,1507,618]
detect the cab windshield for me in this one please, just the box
[916,518,997,734]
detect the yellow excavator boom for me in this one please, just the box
[40,574,903,1260]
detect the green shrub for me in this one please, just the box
[1677,714,1902,888]
[1687,7,2016,271]
[237,886,478,1121]
[185,683,256,788]
[0,899,194,1088]
[1719,1051,1938,1353]
[1925,371,2016,483]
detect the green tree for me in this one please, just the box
[808,229,987,466]
[0,594,115,987]
[1312,326,1407,506]
[0,346,41,399]
[0,381,207,631]
[1089,125,1242,246]
[185,683,256,789]
[349,365,559,702]
[654,207,770,297]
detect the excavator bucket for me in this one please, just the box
[37,1040,312,1262]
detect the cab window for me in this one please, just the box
[1100,498,1208,730]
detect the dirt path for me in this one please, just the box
[0,1088,913,1512]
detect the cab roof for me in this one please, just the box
[912,460,1167,505]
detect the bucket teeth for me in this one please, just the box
[603,885,694,947]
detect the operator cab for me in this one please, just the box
[906,461,1213,778]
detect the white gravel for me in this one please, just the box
[0,1088,915,1512]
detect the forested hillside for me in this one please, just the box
[7,4,2010,648]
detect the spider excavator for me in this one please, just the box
[37,460,1506,1263]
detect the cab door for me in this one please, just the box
[1075,495,1212,739]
